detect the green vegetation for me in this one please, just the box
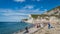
[31,14,49,19]
[31,14,59,19]
[22,6,60,20]
[22,19,28,21]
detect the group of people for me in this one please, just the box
[25,21,54,33]
[36,22,54,29]
[35,23,44,28]
[24,23,44,33]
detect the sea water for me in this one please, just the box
[0,22,32,34]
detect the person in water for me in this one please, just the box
[25,26,29,33]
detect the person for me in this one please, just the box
[25,26,29,33]
[40,23,44,28]
[48,22,51,29]
[37,23,40,28]
[47,22,55,29]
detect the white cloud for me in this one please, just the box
[0,9,29,22]
[17,8,43,14]
[3,12,28,16]
[32,0,40,2]
[14,0,25,2]
[0,9,28,16]
[15,5,45,14]
[0,16,27,22]
[0,9,14,13]
[23,5,34,9]
[0,5,47,22]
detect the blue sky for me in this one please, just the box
[0,0,60,22]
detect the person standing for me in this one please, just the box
[48,22,51,29]
[25,27,29,33]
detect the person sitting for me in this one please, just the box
[40,23,44,28]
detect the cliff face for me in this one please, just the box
[31,6,60,19]
[23,6,60,21]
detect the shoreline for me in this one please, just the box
[13,24,35,34]
[13,22,47,34]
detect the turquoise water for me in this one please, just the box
[0,22,32,34]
